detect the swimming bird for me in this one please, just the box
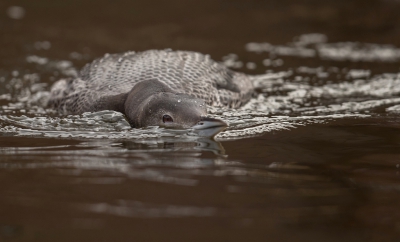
[48,49,254,137]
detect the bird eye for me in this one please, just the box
[162,115,173,123]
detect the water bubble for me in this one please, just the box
[347,69,371,79]
[34,41,51,50]
[262,59,271,66]
[6,6,25,20]
[317,72,329,78]
[245,42,272,53]
[56,60,72,70]
[222,54,243,69]
[317,42,400,62]
[246,62,256,70]
[26,55,48,65]
[273,59,284,67]
[294,33,328,46]
[70,52,83,60]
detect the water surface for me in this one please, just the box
[1,0,400,241]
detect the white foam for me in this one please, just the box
[2,37,400,141]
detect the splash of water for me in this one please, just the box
[1,34,400,141]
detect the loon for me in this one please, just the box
[48,50,254,137]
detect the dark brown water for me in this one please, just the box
[2,0,400,241]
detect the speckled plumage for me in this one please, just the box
[48,49,254,114]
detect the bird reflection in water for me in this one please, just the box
[120,137,226,156]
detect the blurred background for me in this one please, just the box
[2,0,400,69]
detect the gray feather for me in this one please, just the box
[48,49,254,114]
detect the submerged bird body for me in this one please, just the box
[48,50,253,135]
